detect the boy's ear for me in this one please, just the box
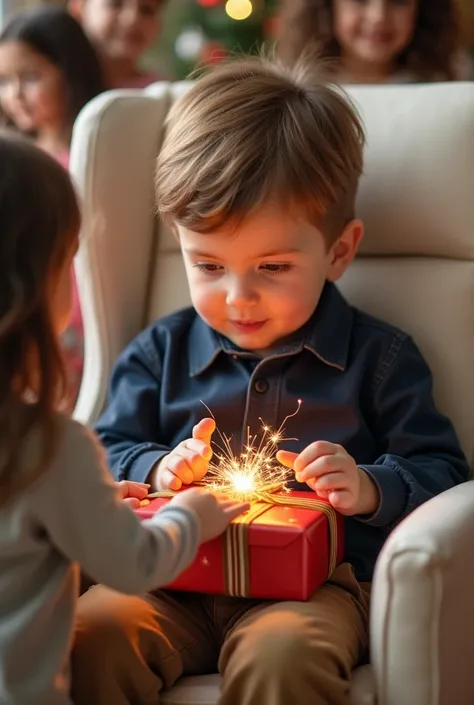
[326,219,364,282]
[68,0,84,21]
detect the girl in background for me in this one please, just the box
[70,0,166,88]
[0,6,105,407]
[0,6,103,164]
[277,0,466,84]
[0,132,247,705]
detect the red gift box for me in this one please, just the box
[137,490,344,601]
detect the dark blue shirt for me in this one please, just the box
[97,283,468,581]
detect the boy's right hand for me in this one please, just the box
[169,487,249,543]
[151,418,215,491]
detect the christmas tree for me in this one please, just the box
[156,0,280,80]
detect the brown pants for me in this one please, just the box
[71,563,370,705]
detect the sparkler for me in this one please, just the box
[202,400,302,501]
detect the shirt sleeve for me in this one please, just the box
[31,418,200,594]
[95,335,171,483]
[357,337,469,528]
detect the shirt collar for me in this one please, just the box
[303,282,353,371]
[188,282,353,377]
[188,315,224,377]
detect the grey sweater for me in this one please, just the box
[0,414,200,705]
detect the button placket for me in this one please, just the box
[241,361,281,447]
[254,378,269,394]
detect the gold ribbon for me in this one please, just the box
[147,489,339,598]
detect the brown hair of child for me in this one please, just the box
[156,55,365,247]
[0,131,80,507]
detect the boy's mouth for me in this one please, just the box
[231,320,267,333]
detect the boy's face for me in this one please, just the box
[178,203,363,356]
[77,0,162,61]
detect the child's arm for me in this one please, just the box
[280,337,469,527]
[95,334,171,485]
[30,418,200,594]
[355,336,469,527]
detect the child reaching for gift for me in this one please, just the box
[0,132,248,705]
[71,55,469,705]
[277,0,467,84]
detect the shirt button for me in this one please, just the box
[254,378,269,394]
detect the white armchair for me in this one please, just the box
[70,81,474,705]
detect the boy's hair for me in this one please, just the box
[155,55,365,245]
[0,6,104,135]
[0,132,80,508]
[277,0,461,81]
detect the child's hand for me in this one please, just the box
[152,418,215,492]
[277,442,380,516]
[169,488,250,543]
[117,480,150,509]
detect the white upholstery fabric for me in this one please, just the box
[70,81,474,705]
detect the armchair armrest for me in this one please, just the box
[370,482,474,705]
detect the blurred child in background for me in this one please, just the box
[71,0,166,88]
[277,0,467,84]
[0,6,104,408]
[0,6,103,164]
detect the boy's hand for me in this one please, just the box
[117,481,150,509]
[277,442,380,516]
[150,418,215,492]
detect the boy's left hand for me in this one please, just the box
[277,442,379,516]
[117,480,150,509]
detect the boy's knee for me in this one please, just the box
[222,606,352,682]
[72,586,149,668]
[223,609,310,674]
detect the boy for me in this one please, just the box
[70,0,165,88]
[71,57,469,705]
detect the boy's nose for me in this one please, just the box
[225,280,258,308]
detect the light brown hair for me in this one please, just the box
[277,0,461,81]
[155,55,365,245]
[0,132,80,508]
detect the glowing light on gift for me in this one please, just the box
[202,400,302,500]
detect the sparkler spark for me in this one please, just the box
[201,400,302,500]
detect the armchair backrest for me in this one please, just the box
[70,82,474,465]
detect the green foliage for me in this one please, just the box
[145,0,279,80]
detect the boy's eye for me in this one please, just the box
[260,263,293,275]
[194,263,223,273]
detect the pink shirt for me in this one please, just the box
[50,147,84,407]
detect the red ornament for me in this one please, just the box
[196,0,221,7]
[264,14,281,39]
[201,41,228,66]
